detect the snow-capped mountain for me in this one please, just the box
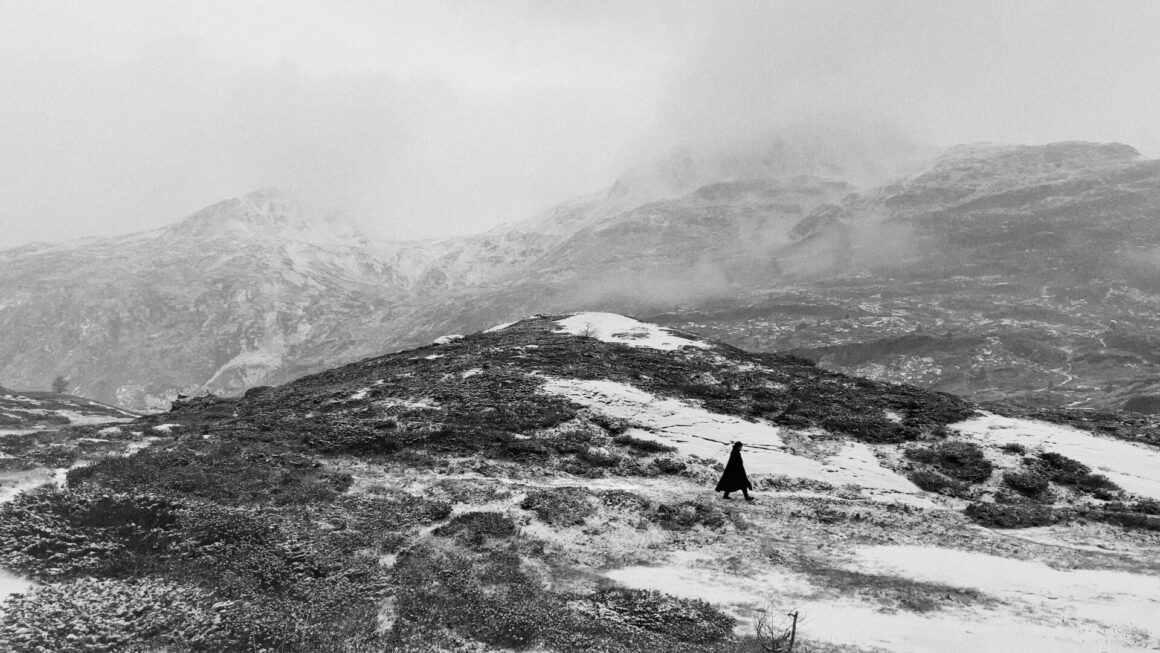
[6,138,1160,412]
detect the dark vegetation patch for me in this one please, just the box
[68,442,353,506]
[521,487,594,526]
[432,511,519,544]
[908,469,969,496]
[649,499,727,531]
[652,456,687,474]
[600,489,652,512]
[157,316,977,467]
[0,487,389,650]
[0,577,224,652]
[612,433,678,454]
[1034,451,1121,498]
[391,545,738,652]
[577,587,735,644]
[965,501,1062,528]
[797,563,992,613]
[1002,469,1051,497]
[906,441,993,484]
[966,500,1160,532]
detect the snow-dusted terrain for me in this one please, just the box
[533,313,1160,651]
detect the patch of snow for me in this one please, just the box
[376,398,440,411]
[884,410,903,424]
[539,377,928,504]
[350,388,371,401]
[97,425,122,436]
[433,335,464,345]
[607,544,1160,653]
[845,544,1160,651]
[484,321,517,333]
[952,413,1160,500]
[50,410,134,426]
[152,423,181,433]
[124,437,159,456]
[0,569,31,606]
[461,368,483,379]
[555,312,710,351]
[424,354,444,360]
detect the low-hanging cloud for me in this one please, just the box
[3,1,1160,248]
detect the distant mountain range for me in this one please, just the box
[3,136,1160,412]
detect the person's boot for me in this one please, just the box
[722,492,732,500]
[743,490,755,502]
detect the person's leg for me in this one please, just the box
[722,492,731,499]
[742,488,754,501]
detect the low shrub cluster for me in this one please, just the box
[1002,469,1051,497]
[652,456,687,474]
[1034,452,1120,498]
[908,469,968,496]
[968,495,1160,532]
[521,488,594,526]
[320,493,451,554]
[68,442,352,506]
[432,511,519,544]
[907,441,993,484]
[0,577,223,652]
[0,485,391,650]
[965,502,1061,528]
[612,433,678,454]
[650,500,726,531]
[600,489,652,512]
[580,587,735,644]
[0,486,180,579]
[391,545,736,652]
[1082,507,1160,532]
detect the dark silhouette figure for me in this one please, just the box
[716,441,754,501]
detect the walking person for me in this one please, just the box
[716,441,754,501]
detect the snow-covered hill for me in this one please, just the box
[1,312,1157,651]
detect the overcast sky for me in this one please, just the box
[2,1,1159,247]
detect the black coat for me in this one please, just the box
[715,447,752,492]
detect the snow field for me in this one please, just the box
[607,543,1160,653]
[555,312,710,351]
[538,377,929,503]
[952,413,1160,501]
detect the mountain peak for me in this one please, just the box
[928,141,1142,179]
[161,188,368,245]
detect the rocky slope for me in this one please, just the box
[0,313,1157,652]
[639,142,1160,410]
[0,134,882,410]
[6,139,1160,412]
